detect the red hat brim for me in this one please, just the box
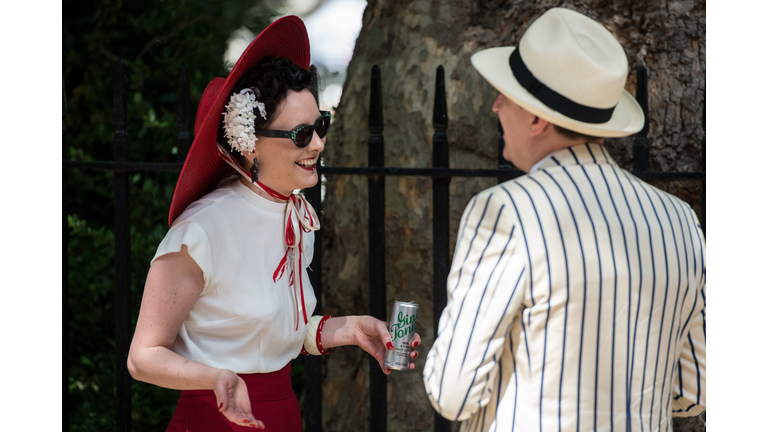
[168,15,310,226]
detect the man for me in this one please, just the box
[423,8,705,432]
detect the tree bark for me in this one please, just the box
[318,1,705,430]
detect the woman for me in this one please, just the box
[127,16,420,431]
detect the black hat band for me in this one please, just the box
[508,48,615,124]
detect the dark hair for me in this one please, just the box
[217,56,319,161]
[552,124,602,142]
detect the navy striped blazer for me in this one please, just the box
[423,143,706,432]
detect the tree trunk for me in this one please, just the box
[319,0,705,430]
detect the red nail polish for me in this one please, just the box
[219,402,223,409]
[386,368,391,372]
[244,419,251,423]
[413,341,419,347]
[387,342,394,350]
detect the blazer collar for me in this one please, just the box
[537,142,619,171]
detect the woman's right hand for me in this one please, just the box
[214,369,264,429]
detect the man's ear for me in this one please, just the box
[530,115,550,137]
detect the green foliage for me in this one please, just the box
[64,1,286,430]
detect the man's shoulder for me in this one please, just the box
[465,176,544,217]
[619,170,696,213]
[480,173,553,201]
[471,180,517,204]
[483,168,696,217]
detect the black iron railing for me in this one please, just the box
[63,62,705,432]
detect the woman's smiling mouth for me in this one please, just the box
[296,156,318,170]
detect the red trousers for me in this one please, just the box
[165,363,302,432]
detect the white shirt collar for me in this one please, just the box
[529,150,559,173]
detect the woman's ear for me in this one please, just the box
[239,150,260,183]
[241,150,258,168]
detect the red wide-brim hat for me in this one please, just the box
[168,15,310,226]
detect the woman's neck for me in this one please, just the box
[238,177,289,202]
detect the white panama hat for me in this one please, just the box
[471,7,644,138]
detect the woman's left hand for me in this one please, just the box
[351,316,421,375]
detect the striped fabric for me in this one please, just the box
[423,143,705,432]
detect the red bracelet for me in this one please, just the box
[316,315,333,355]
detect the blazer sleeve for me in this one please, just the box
[672,222,706,417]
[423,190,527,421]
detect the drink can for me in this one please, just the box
[383,301,419,371]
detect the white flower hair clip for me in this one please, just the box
[222,88,267,155]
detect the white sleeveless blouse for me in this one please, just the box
[152,179,316,374]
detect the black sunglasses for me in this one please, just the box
[254,111,331,148]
